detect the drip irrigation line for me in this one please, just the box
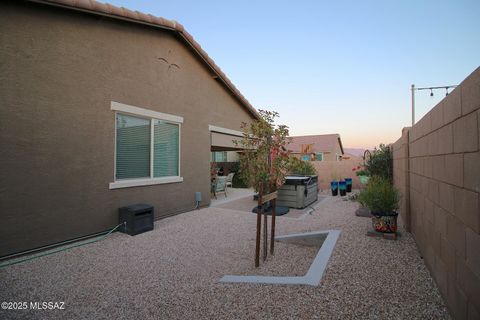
[0,222,125,269]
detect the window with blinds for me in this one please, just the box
[154,120,179,177]
[115,113,180,180]
[211,151,227,162]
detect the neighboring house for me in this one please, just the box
[0,0,259,257]
[288,134,345,161]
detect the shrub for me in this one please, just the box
[230,162,248,188]
[288,157,317,176]
[357,176,400,214]
[355,169,369,176]
[365,144,393,183]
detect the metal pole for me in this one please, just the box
[270,199,276,255]
[263,208,267,261]
[411,84,415,126]
[255,195,262,268]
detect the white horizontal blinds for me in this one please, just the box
[153,120,179,177]
[116,114,151,179]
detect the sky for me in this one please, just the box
[107,0,479,149]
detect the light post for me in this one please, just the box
[410,84,458,126]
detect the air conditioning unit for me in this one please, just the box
[119,204,154,236]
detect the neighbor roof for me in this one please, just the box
[28,0,260,120]
[288,134,344,154]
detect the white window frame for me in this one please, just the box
[109,101,183,189]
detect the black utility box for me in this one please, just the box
[119,204,154,236]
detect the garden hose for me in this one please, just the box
[0,222,125,269]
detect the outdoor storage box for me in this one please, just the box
[119,204,154,236]
[277,175,318,209]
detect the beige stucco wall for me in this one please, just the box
[0,2,255,256]
[226,151,240,162]
[392,67,480,319]
[312,159,364,190]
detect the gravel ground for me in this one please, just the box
[0,192,450,320]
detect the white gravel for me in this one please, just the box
[0,191,450,319]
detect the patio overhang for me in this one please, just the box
[209,125,244,151]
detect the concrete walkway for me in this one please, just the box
[0,193,450,320]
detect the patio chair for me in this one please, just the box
[213,176,228,199]
[226,172,235,189]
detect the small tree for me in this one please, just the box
[236,110,291,195]
[235,110,291,267]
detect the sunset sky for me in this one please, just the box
[108,0,479,149]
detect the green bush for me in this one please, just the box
[357,176,400,214]
[288,157,317,176]
[355,169,369,176]
[365,144,393,183]
[230,162,248,188]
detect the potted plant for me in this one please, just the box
[353,165,370,185]
[357,176,400,233]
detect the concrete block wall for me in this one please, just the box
[392,67,480,319]
[392,127,411,231]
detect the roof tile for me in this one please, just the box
[76,0,93,10]
[93,2,108,14]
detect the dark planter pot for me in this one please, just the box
[330,181,338,196]
[339,181,347,196]
[345,178,352,192]
[371,212,399,233]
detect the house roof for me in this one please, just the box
[288,134,344,154]
[27,0,260,120]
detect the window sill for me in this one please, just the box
[109,177,183,189]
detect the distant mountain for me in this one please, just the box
[344,148,366,157]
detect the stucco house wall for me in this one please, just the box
[0,1,256,257]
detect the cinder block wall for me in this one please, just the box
[392,127,411,231]
[392,67,480,319]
